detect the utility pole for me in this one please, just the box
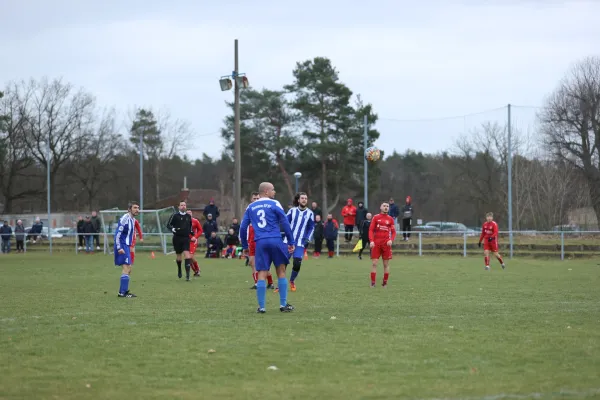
[234,39,242,220]
[507,104,513,259]
[363,114,368,209]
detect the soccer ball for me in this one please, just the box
[365,146,381,162]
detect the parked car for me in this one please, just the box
[24,227,64,239]
[425,222,477,236]
[412,225,441,236]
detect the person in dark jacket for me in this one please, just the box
[206,231,223,258]
[203,214,218,245]
[223,228,240,258]
[203,199,220,222]
[14,220,25,253]
[388,198,399,230]
[323,214,339,259]
[76,216,85,249]
[29,218,43,243]
[229,218,240,237]
[401,196,414,241]
[311,202,322,218]
[312,214,324,257]
[0,221,12,254]
[358,213,373,260]
[82,216,95,253]
[90,211,101,250]
[356,202,368,230]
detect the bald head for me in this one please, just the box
[258,182,276,199]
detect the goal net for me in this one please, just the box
[99,206,176,255]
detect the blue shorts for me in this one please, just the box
[290,245,305,260]
[255,238,290,271]
[114,247,132,266]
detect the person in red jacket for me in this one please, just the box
[187,210,203,276]
[368,202,397,287]
[129,219,143,265]
[478,212,506,271]
[341,198,357,242]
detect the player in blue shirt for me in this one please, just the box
[114,201,140,298]
[283,192,315,292]
[240,182,296,313]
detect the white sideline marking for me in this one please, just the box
[417,388,600,400]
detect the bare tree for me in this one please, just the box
[11,78,95,209]
[72,109,125,209]
[0,88,43,212]
[541,56,600,223]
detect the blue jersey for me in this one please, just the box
[284,207,315,248]
[240,198,295,249]
[114,213,134,251]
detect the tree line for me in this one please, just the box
[1,56,599,230]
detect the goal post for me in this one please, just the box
[99,206,176,255]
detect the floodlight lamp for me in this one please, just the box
[219,78,233,91]
[294,172,302,179]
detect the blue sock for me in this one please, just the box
[256,280,266,310]
[290,270,299,282]
[119,274,130,294]
[278,277,288,307]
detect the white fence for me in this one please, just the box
[2,230,599,260]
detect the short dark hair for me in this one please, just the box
[251,191,259,198]
[128,201,140,210]
[293,192,307,207]
[179,200,186,205]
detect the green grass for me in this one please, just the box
[1,254,599,400]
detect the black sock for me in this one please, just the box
[184,259,191,278]
[176,260,182,277]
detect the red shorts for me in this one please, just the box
[248,243,256,257]
[371,242,392,260]
[189,240,198,255]
[484,240,498,253]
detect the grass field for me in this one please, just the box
[1,253,599,400]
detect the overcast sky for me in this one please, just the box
[1,0,598,160]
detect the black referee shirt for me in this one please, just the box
[167,212,192,237]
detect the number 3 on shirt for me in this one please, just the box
[257,209,267,228]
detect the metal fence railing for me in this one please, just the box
[1,231,599,260]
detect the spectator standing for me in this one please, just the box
[29,218,43,243]
[203,214,218,246]
[76,216,85,250]
[206,231,223,258]
[229,218,240,237]
[311,202,322,218]
[341,198,357,242]
[15,220,25,253]
[90,211,101,251]
[312,214,324,257]
[0,221,12,254]
[356,201,368,230]
[358,213,373,260]
[82,216,95,253]
[203,199,220,222]
[388,198,400,230]
[401,196,414,241]
[324,214,339,258]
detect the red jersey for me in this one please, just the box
[368,214,397,243]
[480,221,498,242]
[341,204,357,226]
[247,225,255,245]
[131,219,143,247]
[190,218,203,240]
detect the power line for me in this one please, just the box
[378,106,509,123]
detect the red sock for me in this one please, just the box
[267,274,273,285]
[252,272,258,284]
[484,256,490,266]
[191,262,199,274]
[497,256,504,265]
[328,251,334,257]
[383,272,389,285]
[370,272,376,285]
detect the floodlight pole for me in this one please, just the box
[507,104,513,259]
[47,130,52,254]
[363,114,368,210]
[234,39,242,220]
[139,132,144,226]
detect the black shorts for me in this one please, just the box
[172,236,190,254]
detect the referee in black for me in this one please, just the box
[166,201,193,281]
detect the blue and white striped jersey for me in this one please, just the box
[284,207,315,248]
[114,213,134,251]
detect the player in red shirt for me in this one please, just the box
[186,210,203,276]
[368,202,397,287]
[129,218,143,265]
[246,191,275,290]
[478,212,506,271]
